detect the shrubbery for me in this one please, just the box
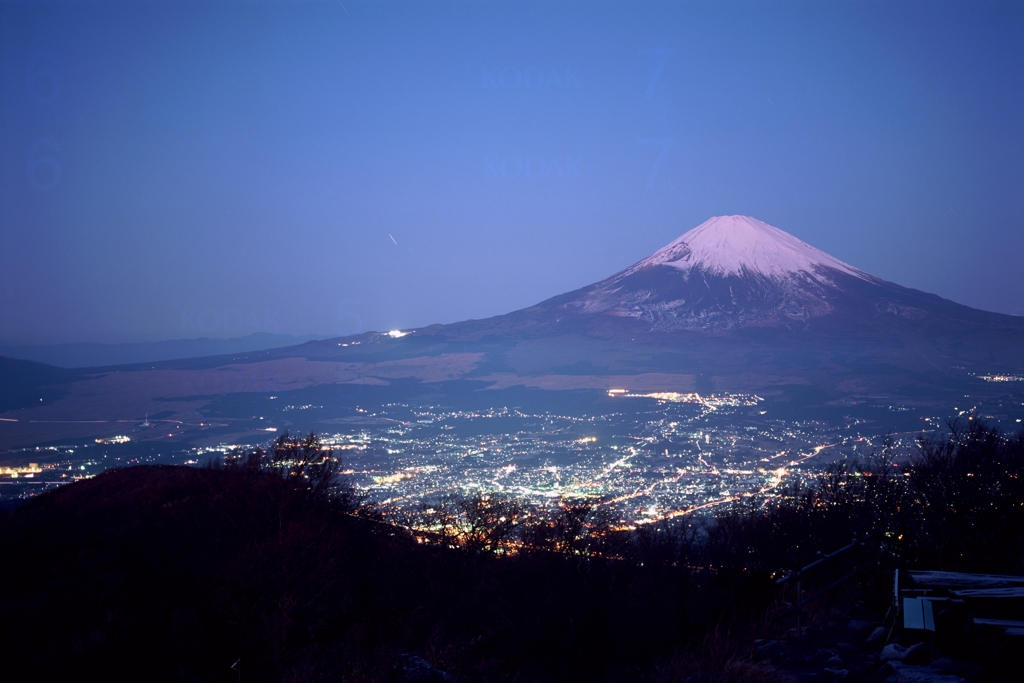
[702,421,1024,575]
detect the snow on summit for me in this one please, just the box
[558,215,894,331]
[631,216,874,283]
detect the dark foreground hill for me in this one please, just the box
[2,423,1022,682]
[0,464,780,683]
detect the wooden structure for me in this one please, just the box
[776,538,867,641]
[898,570,1024,640]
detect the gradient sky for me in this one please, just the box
[2,0,1022,345]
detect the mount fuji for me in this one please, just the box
[554,215,879,331]
[3,216,1023,449]
[346,214,1024,399]
[425,215,1018,341]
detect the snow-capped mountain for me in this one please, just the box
[527,216,950,332]
[624,215,873,283]
[491,210,1011,333]
[372,215,1022,400]
[6,214,1021,445]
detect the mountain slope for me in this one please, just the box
[376,215,1024,392]
[510,215,1011,335]
[0,356,79,413]
[3,216,1022,450]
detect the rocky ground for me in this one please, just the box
[751,619,994,683]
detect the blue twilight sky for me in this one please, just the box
[1,1,1022,345]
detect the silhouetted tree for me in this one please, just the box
[412,492,527,552]
[221,431,357,509]
[700,421,1024,574]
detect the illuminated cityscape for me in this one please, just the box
[324,395,920,525]
[8,388,1016,525]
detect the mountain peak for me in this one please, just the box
[551,216,885,331]
[631,215,873,284]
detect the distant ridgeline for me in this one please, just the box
[0,332,325,368]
